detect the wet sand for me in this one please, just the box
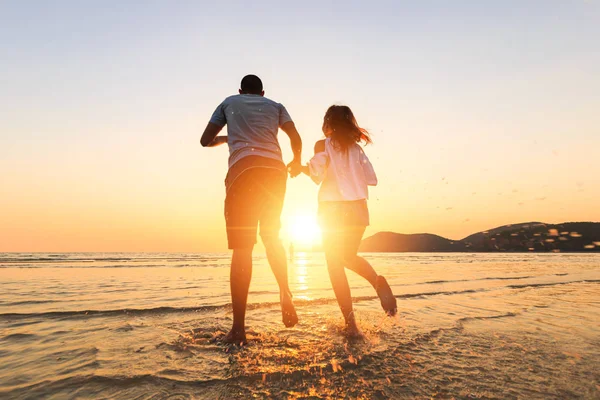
[1,253,599,399]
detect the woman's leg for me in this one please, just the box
[342,227,378,287]
[342,227,397,316]
[323,231,359,333]
[346,256,378,286]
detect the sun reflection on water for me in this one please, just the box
[291,252,311,299]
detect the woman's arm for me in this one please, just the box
[304,140,328,183]
[314,140,325,154]
[361,151,378,186]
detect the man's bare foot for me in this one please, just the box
[221,328,247,345]
[281,292,298,328]
[344,323,365,340]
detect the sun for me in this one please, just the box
[288,214,321,246]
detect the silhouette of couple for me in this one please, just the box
[201,75,396,344]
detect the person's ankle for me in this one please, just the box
[344,319,361,334]
[344,312,357,325]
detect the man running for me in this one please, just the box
[200,74,302,344]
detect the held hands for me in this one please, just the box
[287,159,304,178]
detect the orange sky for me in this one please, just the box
[1,2,599,252]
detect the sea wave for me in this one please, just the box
[0,262,227,268]
[3,279,597,321]
[507,279,600,289]
[422,275,536,284]
[0,255,229,263]
[0,290,484,321]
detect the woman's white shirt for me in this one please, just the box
[308,138,377,202]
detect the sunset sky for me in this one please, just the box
[1,1,599,252]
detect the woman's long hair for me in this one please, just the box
[322,105,372,151]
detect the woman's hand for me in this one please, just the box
[287,159,303,178]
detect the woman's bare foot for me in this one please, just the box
[221,328,247,345]
[281,291,298,328]
[376,276,397,316]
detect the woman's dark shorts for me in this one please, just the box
[224,156,287,249]
[318,200,370,255]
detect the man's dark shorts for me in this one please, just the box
[224,156,287,249]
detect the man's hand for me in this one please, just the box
[200,122,225,147]
[287,159,303,178]
[204,136,228,147]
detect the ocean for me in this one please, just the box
[1,252,598,399]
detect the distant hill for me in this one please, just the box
[359,222,600,252]
[359,232,467,252]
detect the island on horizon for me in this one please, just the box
[359,221,600,253]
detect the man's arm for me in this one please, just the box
[280,121,303,176]
[200,122,227,147]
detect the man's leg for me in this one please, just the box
[259,168,297,327]
[263,237,288,290]
[224,247,253,344]
[223,167,261,344]
[263,237,298,327]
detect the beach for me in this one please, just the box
[1,252,599,399]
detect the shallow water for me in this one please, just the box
[1,252,599,399]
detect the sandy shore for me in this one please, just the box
[1,253,599,399]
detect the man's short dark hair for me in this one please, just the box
[240,75,263,94]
